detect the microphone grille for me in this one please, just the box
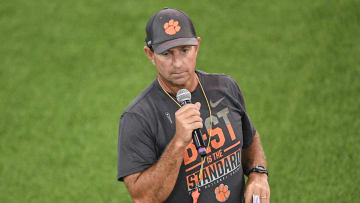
[176,89,191,103]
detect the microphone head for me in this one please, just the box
[176,89,191,104]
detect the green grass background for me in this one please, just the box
[1,0,359,202]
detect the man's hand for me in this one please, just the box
[174,102,202,146]
[244,173,270,203]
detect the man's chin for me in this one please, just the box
[171,77,190,87]
[171,82,186,89]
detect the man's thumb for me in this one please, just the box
[195,102,201,110]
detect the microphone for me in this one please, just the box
[176,89,207,157]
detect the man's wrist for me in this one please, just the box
[172,133,189,149]
[247,165,269,177]
[248,172,268,180]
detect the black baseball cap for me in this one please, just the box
[145,8,198,54]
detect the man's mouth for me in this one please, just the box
[172,71,186,75]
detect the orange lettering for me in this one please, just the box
[184,141,198,165]
[227,124,236,141]
[210,127,225,149]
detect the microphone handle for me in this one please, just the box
[192,129,207,157]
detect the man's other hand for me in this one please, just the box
[244,173,270,203]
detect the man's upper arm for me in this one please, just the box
[118,112,157,181]
[226,76,256,148]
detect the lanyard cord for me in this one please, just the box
[158,73,213,202]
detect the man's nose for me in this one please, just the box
[172,51,183,68]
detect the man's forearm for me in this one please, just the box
[124,136,186,203]
[242,131,267,173]
[242,131,270,203]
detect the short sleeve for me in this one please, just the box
[228,77,256,148]
[117,112,157,181]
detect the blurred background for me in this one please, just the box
[1,0,359,202]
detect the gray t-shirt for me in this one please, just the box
[118,70,255,202]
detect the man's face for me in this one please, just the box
[145,38,200,89]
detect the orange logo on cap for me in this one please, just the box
[164,19,181,35]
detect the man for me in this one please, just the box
[118,8,270,203]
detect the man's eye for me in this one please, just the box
[161,52,169,56]
[183,48,189,53]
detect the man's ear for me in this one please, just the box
[194,37,201,55]
[144,46,155,65]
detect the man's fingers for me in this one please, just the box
[176,104,202,127]
[184,116,203,128]
[259,195,269,203]
[174,103,203,141]
[259,192,270,203]
[244,186,253,203]
[189,120,203,130]
[182,109,201,119]
[176,104,200,116]
[245,191,269,203]
[181,103,200,112]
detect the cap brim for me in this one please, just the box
[153,38,198,54]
